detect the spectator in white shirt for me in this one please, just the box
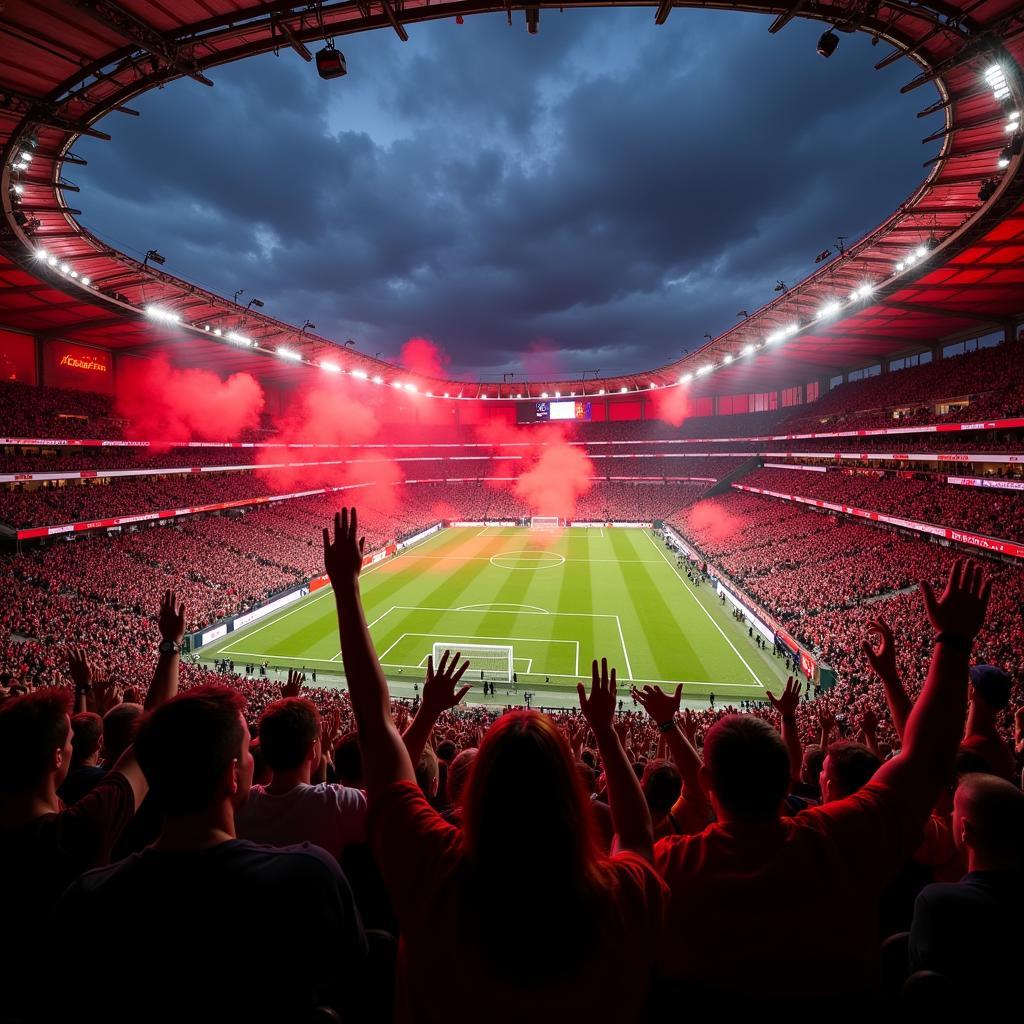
[236,695,366,857]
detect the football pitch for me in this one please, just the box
[200,527,791,707]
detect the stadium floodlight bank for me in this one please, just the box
[530,516,561,529]
[433,643,513,684]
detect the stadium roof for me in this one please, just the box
[1,1,1023,399]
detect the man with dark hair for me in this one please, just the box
[56,685,367,1022]
[58,710,106,803]
[0,690,146,1019]
[651,559,993,1004]
[909,773,1024,992]
[819,741,882,803]
[235,696,366,857]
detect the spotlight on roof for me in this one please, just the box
[143,249,165,267]
[277,347,301,361]
[316,44,347,80]
[81,277,90,286]
[997,147,1012,169]
[742,344,755,356]
[320,361,341,373]
[226,332,252,346]
[813,249,832,264]
[145,305,180,324]
[817,29,839,58]
[246,297,264,309]
[619,386,628,393]
[816,301,842,320]
[301,320,316,333]
[774,280,788,293]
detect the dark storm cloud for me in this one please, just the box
[74,9,940,376]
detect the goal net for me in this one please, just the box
[530,516,560,529]
[432,643,513,684]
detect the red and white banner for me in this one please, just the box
[947,476,1024,492]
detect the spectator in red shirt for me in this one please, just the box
[325,507,667,1023]
[649,558,992,1006]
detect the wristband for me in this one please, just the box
[934,632,972,654]
[158,640,181,655]
[658,718,676,733]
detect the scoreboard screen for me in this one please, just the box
[516,400,592,424]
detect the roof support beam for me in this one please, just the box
[72,1,214,86]
[378,0,409,41]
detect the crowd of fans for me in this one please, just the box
[741,465,1024,541]
[1,509,1020,1019]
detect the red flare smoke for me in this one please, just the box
[116,354,264,450]
[400,337,450,380]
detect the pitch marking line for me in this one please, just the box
[643,529,764,690]
[380,632,579,676]
[457,603,550,613]
[614,615,634,680]
[217,529,447,655]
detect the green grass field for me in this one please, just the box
[200,527,791,707]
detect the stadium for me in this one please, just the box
[1,0,1023,1018]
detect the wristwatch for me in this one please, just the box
[158,640,181,655]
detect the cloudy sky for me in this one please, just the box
[75,9,940,378]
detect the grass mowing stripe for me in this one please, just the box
[641,528,763,688]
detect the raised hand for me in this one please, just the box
[679,708,699,745]
[282,669,305,698]
[68,647,96,692]
[158,590,186,644]
[860,707,879,736]
[578,658,618,734]
[919,558,992,640]
[320,708,342,757]
[323,507,365,589]
[422,650,472,717]
[630,683,683,726]
[862,617,898,680]
[766,676,802,718]
[93,676,123,715]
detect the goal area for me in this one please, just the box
[432,643,513,684]
[530,516,560,529]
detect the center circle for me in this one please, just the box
[489,550,566,571]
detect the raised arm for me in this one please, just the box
[631,684,701,791]
[862,616,911,741]
[402,650,471,764]
[579,659,653,861]
[766,676,803,781]
[145,590,185,711]
[324,508,415,796]
[874,559,991,819]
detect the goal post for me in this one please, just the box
[432,643,513,684]
[530,516,560,529]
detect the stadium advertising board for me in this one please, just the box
[200,624,228,646]
[232,587,307,630]
[397,523,441,550]
[516,400,592,424]
[713,578,775,643]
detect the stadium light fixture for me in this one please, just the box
[680,373,693,383]
[816,29,839,57]
[742,344,754,356]
[540,391,548,398]
[426,391,433,397]
[34,249,47,260]
[619,386,629,393]
[372,375,383,384]
[143,249,166,267]
[226,332,252,346]
[12,183,23,196]
[315,43,347,80]
[320,361,341,373]
[723,355,733,365]
[895,261,905,271]
[404,383,417,392]
[277,347,301,361]
[352,369,368,380]
[46,255,57,267]
[997,147,1012,169]
[443,392,450,398]
[213,328,223,337]
[146,305,180,324]
[816,302,842,320]
[59,262,70,273]
[246,298,265,310]
[81,277,90,286]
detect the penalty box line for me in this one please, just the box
[378,632,580,678]
[371,604,632,679]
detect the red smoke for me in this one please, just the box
[686,500,743,545]
[476,419,593,521]
[116,354,264,449]
[400,337,449,380]
[255,379,403,515]
[648,385,692,428]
